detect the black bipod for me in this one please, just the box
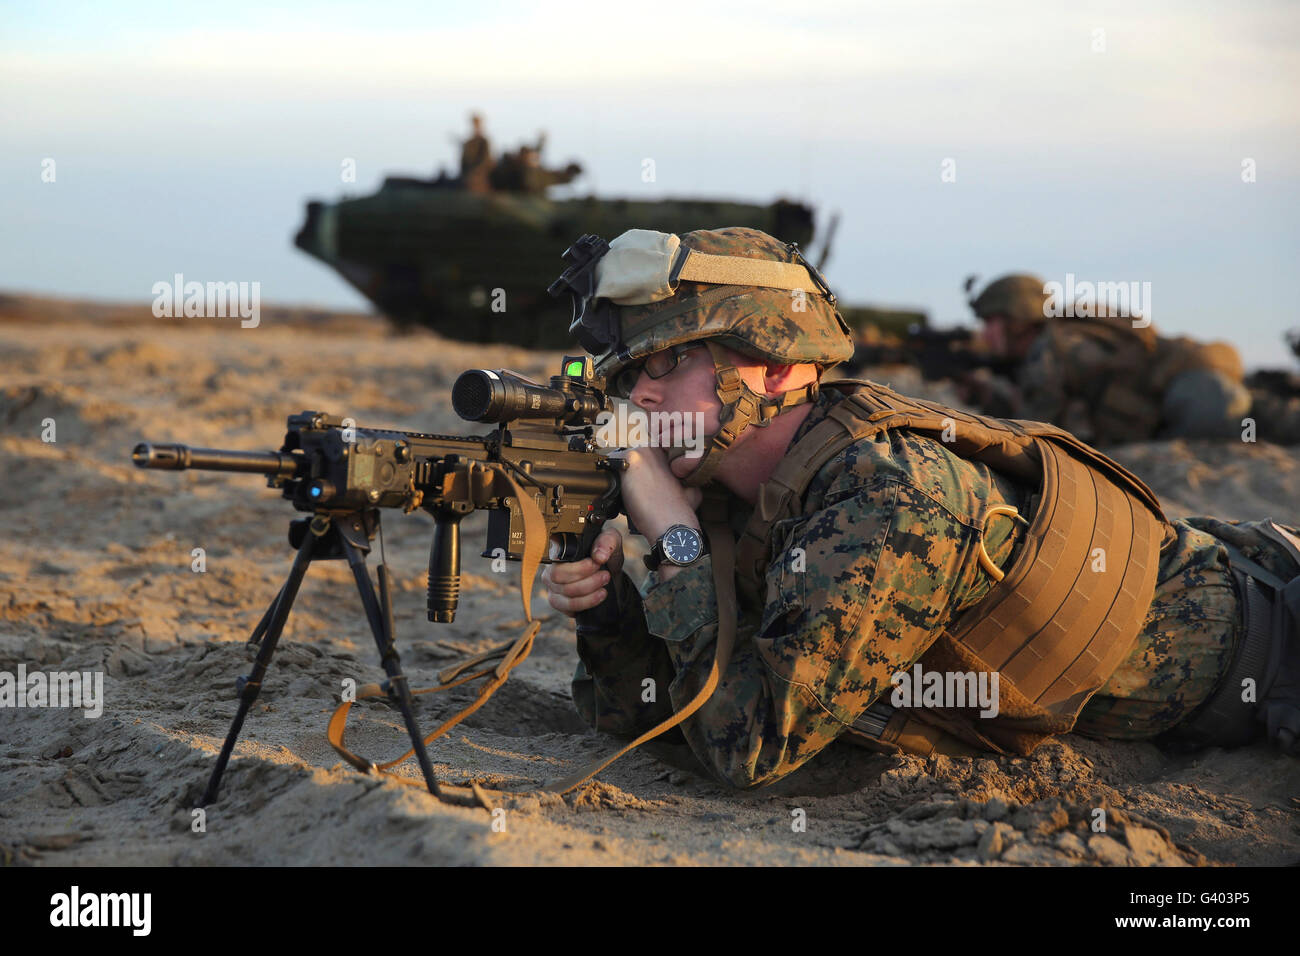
[198,510,441,806]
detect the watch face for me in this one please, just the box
[662,527,703,565]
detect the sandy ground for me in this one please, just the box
[0,294,1297,867]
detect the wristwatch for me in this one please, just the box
[644,524,708,571]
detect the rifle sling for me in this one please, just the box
[542,489,738,793]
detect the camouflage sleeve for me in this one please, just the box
[639,478,975,789]
[964,367,1023,418]
[569,566,678,736]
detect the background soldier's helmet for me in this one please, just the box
[969,273,1050,325]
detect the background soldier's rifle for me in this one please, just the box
[132,356,623,807]
[848,323,1021,383]
[1246,368,1300,399]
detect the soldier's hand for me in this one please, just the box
[542,528,624,617]
[613,446,704,541]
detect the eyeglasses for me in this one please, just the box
[610,343,707,398]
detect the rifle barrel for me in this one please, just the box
[132,442,298,478]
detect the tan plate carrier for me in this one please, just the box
[732,378,1172,757]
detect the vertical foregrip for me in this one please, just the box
[427,510,462,623]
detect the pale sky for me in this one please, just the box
[3,0,1298,366]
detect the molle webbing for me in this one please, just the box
[735,379,1171,756]
[949,439,1161,713]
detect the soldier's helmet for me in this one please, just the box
[560,226,853,397]
[549,226,854,486]
[969,273,1050,325]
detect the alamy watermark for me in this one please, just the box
[49,886,150,936]
[593,406,707,458]
[151,273,260,328]
[890,662,1000,718]
[1043,273,1151,328]
[0,664,104,718]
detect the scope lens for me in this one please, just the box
[452,370,496,421]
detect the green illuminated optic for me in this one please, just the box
[565,361,584,377]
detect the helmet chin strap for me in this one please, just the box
[664,341,819,489]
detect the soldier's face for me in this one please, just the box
[627,344,765,479]
[980,314,1039,360]
[980,315,1012,355]
[627,343,817,480]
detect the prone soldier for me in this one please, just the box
[967,273,1300,444]
[541,229,1300,789]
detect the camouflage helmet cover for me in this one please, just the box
[970,274,1050,325]
[590,226,854,388]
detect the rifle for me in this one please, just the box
[1246,368,1300,399]
[848,324,1021,383]
[131,355,625,808]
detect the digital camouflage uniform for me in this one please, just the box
[1015,314,1254,444]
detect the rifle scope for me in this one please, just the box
[452,369,603,424]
